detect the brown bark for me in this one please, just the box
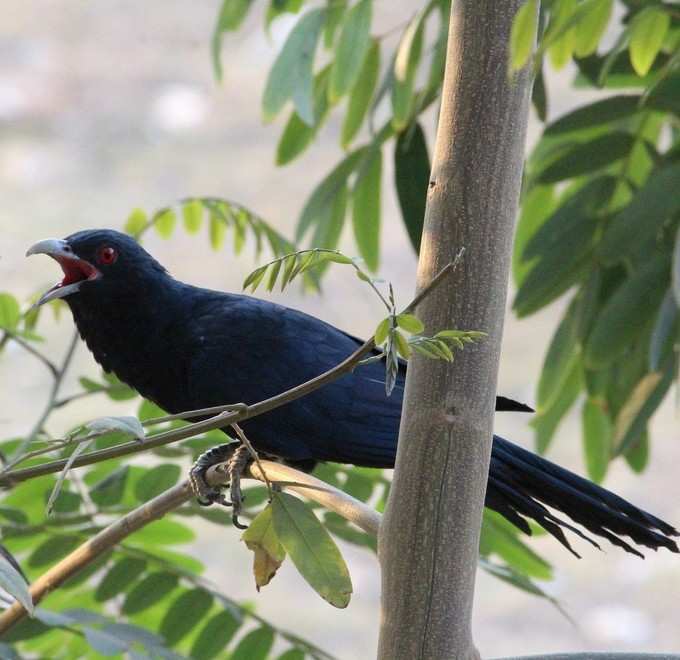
[377,1,534,658]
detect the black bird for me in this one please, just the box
[27,229,678,556]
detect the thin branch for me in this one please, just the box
[0,459,381,633]
[5,330,79,466]
[142,403,249,426]
[402,247,465,315]
[231,422,273,498]
[3,330,58,378]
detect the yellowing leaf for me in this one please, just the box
[242,505,286,591]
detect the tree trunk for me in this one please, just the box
[377,2,534,659]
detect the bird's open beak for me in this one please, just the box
[26,238,101,306]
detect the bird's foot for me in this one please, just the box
[188,442,252,529]
[226,444,251,529]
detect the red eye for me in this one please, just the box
[98,246,118,265]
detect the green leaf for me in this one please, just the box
[309,189,348,274]
[129,519,195,546]
[271,492,352,608]
[277,649,305,660]
[393,330,411,359]
[391,10,425,130]
[536,304,577,412]
[90,466,129,507]
[124,208,147,237]
[231,627,275,660]
[479,558,565,616]
[154,208,177,239]
[673,225,680,308]
[95,557,147,602]
[183,199,204,234]
[297,148,366,242]
[537,132,634,183]
[212,0,256,80]
[341,39,380,148]
[624,431,649,473]
[513,185,557,286]
[545,95,641,136]
[191,612,241,659]
[122,572,178,615]
[581,398,611,483]
[532,63,547,122]
[649,290,678,371]
[584,256,669,370]
[374,317,390,345]
[546,0,577,70]
[629,7,670,77]
[28,536,80,568]
[510,0,538,71]
[323,0,347,48]
[0,293,20,331]
[514,178,615,316]
[573,0,613,57]
[159,588,214,645]
[329,0,372,101]
[133,464,181,501]
[396,313,424,334]
[277,66,331,165]
[523,178,614,261]
[266,0,305,30]
[0,551,33,615]
[262,8,326,124]
[394,122,430,254]
[480,511,552,580]
[352,148,382,271]
[532,357,582,454]
[599,163,680,263]
[242,504,286,590]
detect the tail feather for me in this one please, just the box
[487,435,679,556]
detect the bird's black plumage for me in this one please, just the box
[29,229,679,556]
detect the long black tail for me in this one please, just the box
[487,435,679,557]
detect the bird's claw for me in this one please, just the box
[189,442,252,529]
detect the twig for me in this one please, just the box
[0,260,458,487]
[0,459,381,633]
[6,330,79,464]
[402,247,465,315]
[142,403,249,426]
[231,423,273,498]
[2,330,58,378]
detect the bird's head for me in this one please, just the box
[26,229,167,308]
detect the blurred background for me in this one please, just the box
[2,1,679,657]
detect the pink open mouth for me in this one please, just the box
[53,255,100,289]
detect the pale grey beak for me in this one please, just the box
[26,238,99,307]
[26,238,74,260]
